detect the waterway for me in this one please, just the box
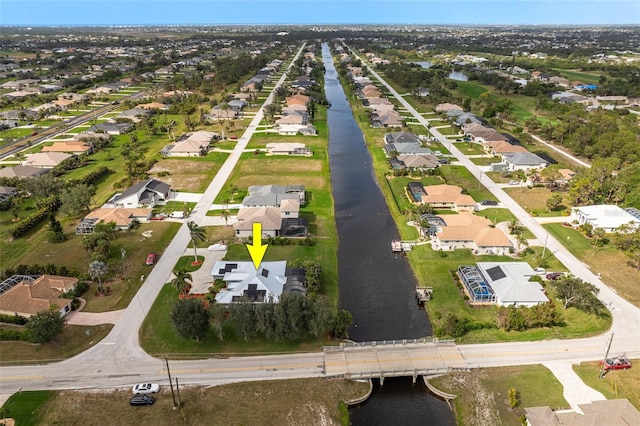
[322,43,454,425]
[448,71,469,81]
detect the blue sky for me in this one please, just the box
[2,1,639,26]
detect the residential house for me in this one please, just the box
[0,275,78,318]
[116,108,151,123]
[435,103,463,113]
[525,399,640,426]
[457,262,548,306]
[0,186,17,203]
[571,205,640,233]
[85,122,132,135]
[160,130,216,157]
[384,141,432,157]
[360,85,381,99]
[485,140,528,156]
[25,152,72,168]
[371,110,403,128]
[285,94,309,107]
[136,102,169,111]
[206,106,238,121]
[366,98,395,111]
[392,154,439,170]
[384,131,421,145]
[421,184,476,211]
[434,213,512,254]
[107,178,171,208]
[502,152,548,171]
[211,261,305,303]
[0,165,48,179]
[41,140,92,154]
[265,142,312,156]
[76,208,152,234]
[242,184,305,208]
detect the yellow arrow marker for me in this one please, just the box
[246,222,268,269]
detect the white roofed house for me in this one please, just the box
[107,178,171,208]
[242,184,305,208]
[161,131,216,157]
[571,205,640,233]
[265,142,312,156]
[501,152,549,171]
[211,261,306,303]
[458,262,549,307]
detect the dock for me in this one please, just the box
[416,286,433,304]
[391,240,416,253]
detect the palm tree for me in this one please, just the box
[89,260,108,293]
[171,269,193,296]
[14,152,25,166]
[221,209,230,226]
[187,221,207,264]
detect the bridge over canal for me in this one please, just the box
[323,339,469,384]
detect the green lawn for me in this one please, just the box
[0,325,113,366]
[431,365,569,425]
[139,284,330,357]
[543,223,640,307]
[0,391,56,425]
[455,81,490,99]
[551,68,602,85]
[573,360,640,410]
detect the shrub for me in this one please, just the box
[0,313,28,325]
[0,328,29,341]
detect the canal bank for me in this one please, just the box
[322,42,454,425]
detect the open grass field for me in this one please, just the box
[543,223,640,307]
[0,391,55,426]
[2,379,368,426]
[503,186,572,217]
[573,359,640,410]
[455,80,490,99]
[0,324,113,366]
[431,365,569,425]
[551,68,602,85]
[148,153,229,192]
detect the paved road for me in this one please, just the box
[0,91,147,159]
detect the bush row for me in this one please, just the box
[11,195,60,239]
[0,313,28,325]
[0,328,29,341]
[1,263,81,281]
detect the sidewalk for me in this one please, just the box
[543,361,606,414]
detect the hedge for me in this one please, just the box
[0,313,28,325]
[0,328,29,341]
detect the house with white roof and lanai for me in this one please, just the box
[457,262,549,307]
[571,205,640,233]
[210,261,307,303]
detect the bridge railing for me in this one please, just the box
[331,337,433,349]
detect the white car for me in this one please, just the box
[132,383,160,394]
[508,180,520,185]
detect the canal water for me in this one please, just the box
[322,43,454,425]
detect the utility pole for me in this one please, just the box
[599,333,614,379]
[541,233,549,259]
[175,377,182,407]
[165,354,177,407]
[121,248,126,279]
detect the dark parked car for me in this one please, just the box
[545,272,564,280]
[130,395,155,406]
[480,200,498,206]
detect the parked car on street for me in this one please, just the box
[130,395,155,406]
[145,253,157,265]
[132,383,160,394]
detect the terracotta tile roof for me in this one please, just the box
[0,275,77,317]
[85,208,152,227]
[234,207,282,230]
[421,185,476,206]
